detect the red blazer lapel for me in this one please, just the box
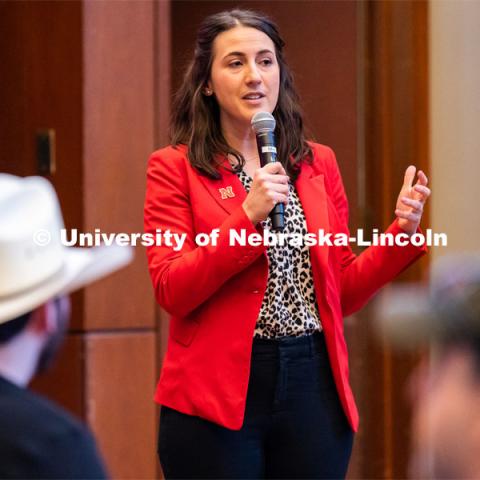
[295,162,330,271]
[197,159,247,216]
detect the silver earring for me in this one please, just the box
[204,88,213,96]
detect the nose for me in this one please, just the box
[245,61,261,85]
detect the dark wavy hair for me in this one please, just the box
[170,9,312,180]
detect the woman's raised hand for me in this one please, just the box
[242,162,289,225]
[395,165,431,236]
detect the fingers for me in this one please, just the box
[253,163,289,185]
[397,188,427,227]
[403,167,431,202]
[403,165,417,188]
[416,170,428,186]
[264,181,289,195]
[262,181,289,207]
[414,184,430,198]
[400,196,423,213]
[263,162,287,176]
[413,170,430,199]
[395,208,422,223]
[262,173,290,184]
[270,191,289,205]
[396,167,430,233]
[243,163,289,224]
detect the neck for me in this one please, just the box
[221,117,260,167]
[0,334,41,387]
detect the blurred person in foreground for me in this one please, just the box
[0,174,133,479]
[378,255,480,479]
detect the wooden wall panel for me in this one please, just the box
[81,2,161,477]
[30,334,85,419]
[85,332,157,479]
[155,0,172,149]
[0,1,83,221]
[154,3,172,475]
[154,0,172,350]
[82,0,156,331]
[351,1,430,478]
[0,0,84,328]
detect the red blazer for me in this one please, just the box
[144,142,426,432]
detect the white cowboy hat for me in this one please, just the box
[0,174,133,324]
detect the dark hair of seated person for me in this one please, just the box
[0,311,32,344]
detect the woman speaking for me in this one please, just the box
[144,9,430,479]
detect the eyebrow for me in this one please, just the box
[222,49,274,60]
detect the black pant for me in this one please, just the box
[158,331,354,479]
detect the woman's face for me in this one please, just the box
[207,26,280,134]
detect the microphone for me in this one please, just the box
[251,112,285,231]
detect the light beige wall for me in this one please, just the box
[430,0,480,260]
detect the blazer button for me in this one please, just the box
[252,289,260,294]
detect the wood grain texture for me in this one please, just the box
[30,334,85,419]
[82,0,156,330]
[351,1,430,478]
[154,3,172,476]
[0,0,85,329]
[85,332,157,479]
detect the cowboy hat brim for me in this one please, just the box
[0,244,133,324]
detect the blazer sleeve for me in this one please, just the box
[322,146,427,317]
[144,148,265,318]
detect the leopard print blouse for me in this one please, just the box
[236,170,322,339]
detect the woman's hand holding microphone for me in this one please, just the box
[242,163,289,225]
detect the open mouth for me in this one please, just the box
[242,93,265,100]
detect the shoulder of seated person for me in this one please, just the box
[3,387,91,443]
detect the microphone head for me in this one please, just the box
[251,112,276,134]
